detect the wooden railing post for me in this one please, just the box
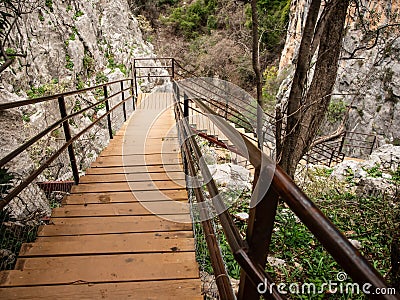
[103,85,113,139]
[58,95,80,184]
[121,81,126,121]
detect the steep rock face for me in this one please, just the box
[1,0,154,91]
[279,0,400,146]
[0,0,160,219]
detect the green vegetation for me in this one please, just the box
[246,0,291,50]
[262,66,282,113]
[73,10,84,20]
[194,162,399,297]
[364,164,383,178]
[5,48,16,55]
[0,167,14,197]
[65,54,74,71]
[22,114,31,122]
[26,81,66,99]
[26,85,47,99]
[327,98,347,123]
[96,72,108,84]
[38,13,45,22]
[392,167,400,182]
[164,0,217,38]
[45,0,53,12]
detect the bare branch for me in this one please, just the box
[342,23,400,59]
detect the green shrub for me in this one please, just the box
[45,0,53,12]
[74,10,84,20]
[327,98,347,123]
[65,54,74,71]
[164,0,217,38]
[96,72,108,84]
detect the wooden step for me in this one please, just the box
[0,279,202,299]
[37,215,192,236]
[79,172,185,183]
[1,252,199,286]
[64,191,187,205]
[34,231,194,243]
[51,202,190,217]
[19,235,195,257]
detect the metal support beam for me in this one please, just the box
[58,96,79,184]
[121,81,126,121]
[103,86,113,139]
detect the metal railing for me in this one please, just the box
[0,78,136,210]
[172,78,398,299]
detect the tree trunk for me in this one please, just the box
[278,0,350,177]
[250,0,263,149]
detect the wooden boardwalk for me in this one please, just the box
[0,93,202,299]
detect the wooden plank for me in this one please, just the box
[79,172,185,183]
[19,236,195,257]
[85,164,183,175]
[1,253,199,286]
[64,191,187,205]
[37,215,192,236]
[70,181,185,193]
[51,202,190,217]
[0,279,202,300]
[90,157,182,168]
[35,231,194,243]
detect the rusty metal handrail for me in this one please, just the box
[174,79,398,300]
[173,83,284,300]
[0,79,136,210]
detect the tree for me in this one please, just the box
[0,0,42,74]
[275,0,350,177]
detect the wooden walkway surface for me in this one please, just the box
[0,93,202,299]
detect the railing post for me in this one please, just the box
[238,168,279,300]
[171,58,175,79]
[370,135,377,155]
[121,81,127,122]
[338,131,346,154]
[103,85,113,139]
[133,60,139,97]
[184,93,189,118]
[130,79,136,110]
[58,96,80,185]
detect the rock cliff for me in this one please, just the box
[0,0,159,219]
[279,0,400,146]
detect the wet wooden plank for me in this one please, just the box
[0,279,202,300]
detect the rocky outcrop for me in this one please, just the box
[0,0,162,220]
[279,0,400,146]
[331,144,400,197]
